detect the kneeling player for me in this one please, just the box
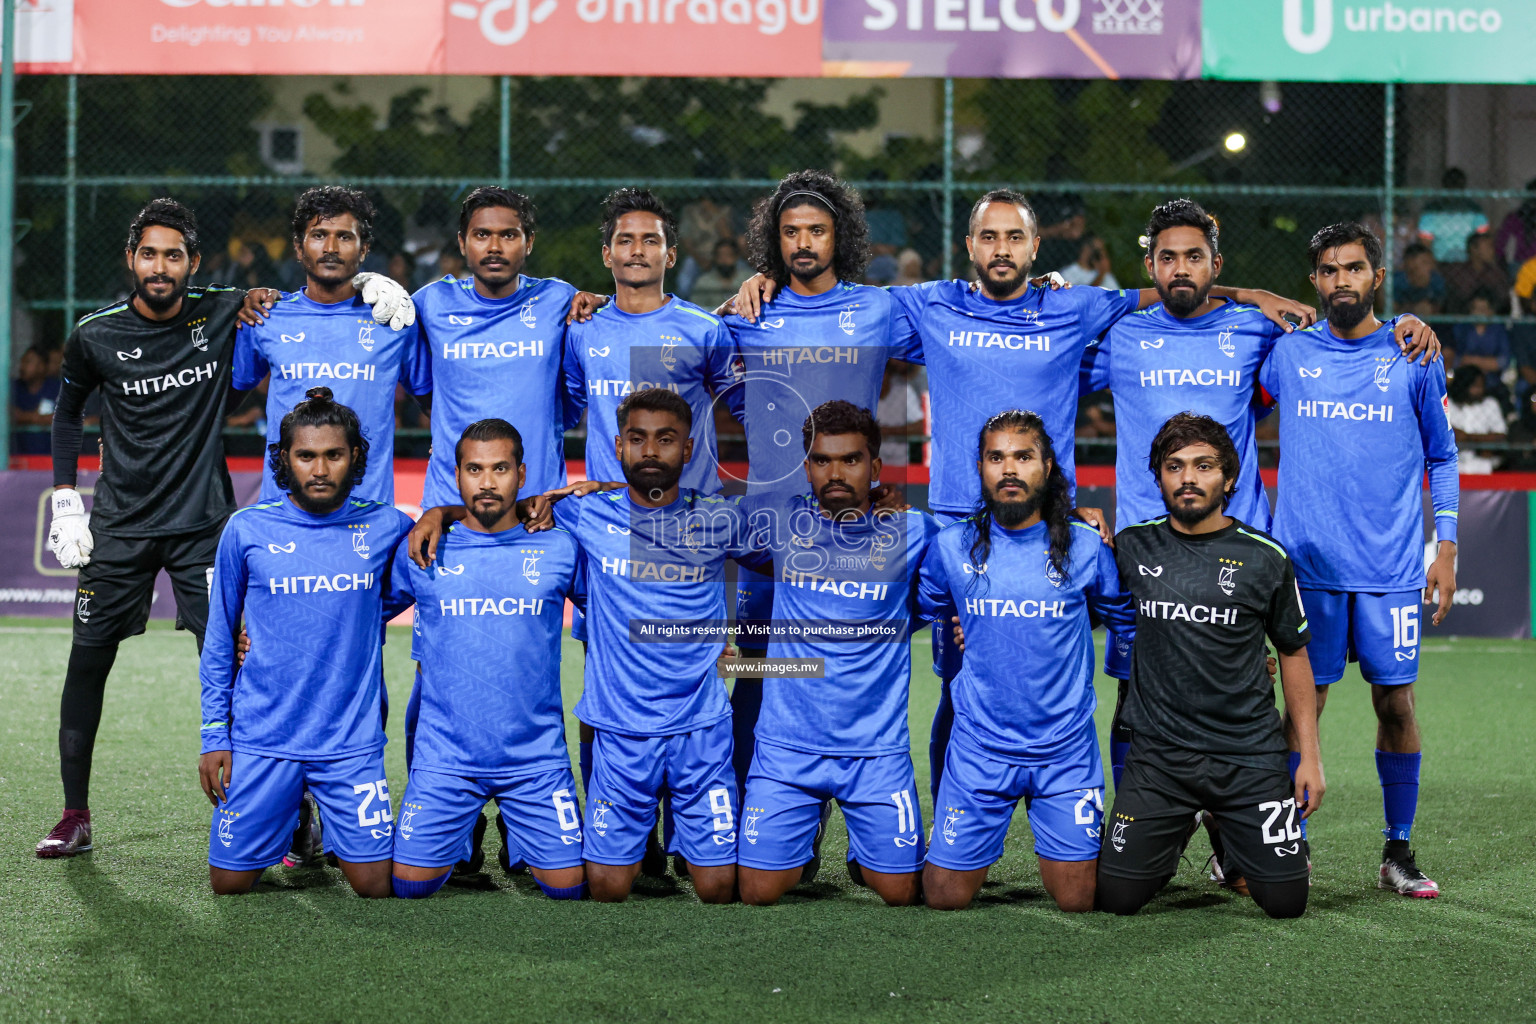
[198,388,414,896]
[1097,413,1323,919]
[737,402,938,907]
[385,419,587,899]
[917,410,1134,912]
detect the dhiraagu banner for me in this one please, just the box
[1202,0,1536,82]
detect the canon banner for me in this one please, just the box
[821,0,1202,79]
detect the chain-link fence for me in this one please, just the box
[11,74,1536,464]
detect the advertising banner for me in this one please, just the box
[1203,0,1536,83]
[821,0,1202,79]
[444,0,824,77]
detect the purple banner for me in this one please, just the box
[821,0,1203,79]
[0,470,262,622]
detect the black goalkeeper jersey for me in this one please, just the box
[1115,516,1311,767]
[53,286,245,538]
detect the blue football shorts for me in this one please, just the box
[1300,587,1421,686]
[392,766,584,871]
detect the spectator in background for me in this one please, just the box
[437,244,470,281]
[1057,234,1119,290]
[1443,231,1511,314]
[1450,290,1511,396]
[1515,252,1536,314]
[892,248,925,287]
[1444,367,1507,474]
[1495,178,1536,269]
[865,253,899,286]
[1393,242,1446,317]
[875,360,925,479]
[233,240,278,290]
[1416,167,1488,263]
[686,237,753,313]
[11,344,59,455]
[677,196,736,298]
[387,249,416,292]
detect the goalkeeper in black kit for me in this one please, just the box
[1097,413,1324,919]
[36,198,416,858]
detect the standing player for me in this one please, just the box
[1081,199,1436,792]
[197,388,414,896]
[386,419,587,900]
[557,389,767,904]
[721,170,908,799]
[1098,413,1322,919]
[234,186,431,504]
[37,199,412,858]
[737,401,938,908]
[917,410,1134,913]
[413,187,595,512]
[1260,223,1458,897]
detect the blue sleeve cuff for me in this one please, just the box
[1434,515,1458,546]
[200,727,232,755]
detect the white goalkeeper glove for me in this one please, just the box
[47,487,94,569]
[353,272,417,331]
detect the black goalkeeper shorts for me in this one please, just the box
[1099,737,1310,886]
[72,520,226,648]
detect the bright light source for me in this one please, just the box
[1224,132,1247,153]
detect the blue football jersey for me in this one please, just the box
[1258,319,1459,591]
[1084,298,1280,530]
[893,280,1140,513]
[387,522,584,778]
[751,497,940,757]
[557,488,767,736]
[233,290,430,505]
[414,274,578,509]
[200,497,414,760]
[916,517,1135,764]
[725,282,907,495]
[565,297,736,493]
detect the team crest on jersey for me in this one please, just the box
[838,305,857,336]
[592,802,611,837]
[1045,554,1065,588]
[1217,327,1236,358]
[658,336,679,373]
[1110,814,1131,853]
[522,552,542,585]
[217,814,235,848]
[189,318,208,352]
[350,526,371,560]
[683,524,704,553]
[868,533,896,571]
[1373,357,1394,393]
[75,592,92,623]
[519,300,538,327]
[357,322,376,352]
[1217,556,1243,596]
[398,804,419,841]
[941,807,962,845]
[743,807,762,845]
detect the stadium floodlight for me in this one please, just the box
[1224,132,1248,154]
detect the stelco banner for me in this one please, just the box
[821,0,1202,79]
[1202,0,1536,83]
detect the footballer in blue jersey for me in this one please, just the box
[717,172,909,838]
[233,187,431,505]
[736,401,939,908]
[198,388,413,898]
[565,189,737,496]
[413,187,592,511]
[1259,223,1459,897]
[915,410,1135,913]
[384,419,588,901]
[555,389,769,904]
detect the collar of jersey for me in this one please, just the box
[274,496,375,525]
[618,487,690,516]
[446,521,531,545]
[1141,295,1240,329]
[600,295,680,321]
[769,281,863,309]
[957,280,1045,316]
[286,289,367,314]
[1310,318,1396,349]
[991,517,1048,542]
[1162,517,1239,543]
[458,274,536,309]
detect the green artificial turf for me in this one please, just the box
[0,618,1532,1023]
